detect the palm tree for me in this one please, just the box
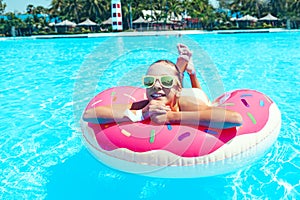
[24,16,34,35]
[83,0,110,22]
[143,0,159,22]
[0,0,6,15]
[270,0,294,24]
[26,4,35,14]
[4,12,27,36]
[49,0,64,24]
[246,0,266,18]
[189,0,208,17]
[181,0,191,15]
[189,0,213,29]
[50,0,64,15]
[218,0,232,10]
[292,0,300,12]
[286,0,300,28]
[269,0,286,18]
[165,0,183,21]
[230,0,260,17]
[289,0,300,17]
[121,0,131,29]
[35,6,48,14]
[62,0,83,23]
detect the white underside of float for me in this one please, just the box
[81,104,281,178]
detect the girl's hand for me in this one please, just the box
[149,100,170,114]
[177,43,192,57]
[176,43,195,75]
[150,112,170,124]
[142,100,171,123]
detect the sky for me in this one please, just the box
[3,0,51,12]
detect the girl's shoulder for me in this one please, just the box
[180,88,210,104]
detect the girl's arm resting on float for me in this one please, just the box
[167,107,243,129]
[83,104,134,124]
[82,101,148,124]
[83,105,129,124]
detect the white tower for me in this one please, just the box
[111,0,123,31]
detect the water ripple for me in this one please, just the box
[1,33,300,199]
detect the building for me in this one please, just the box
[111,0,123,31]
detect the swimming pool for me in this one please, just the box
[0,32,299,199]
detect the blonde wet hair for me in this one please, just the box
[149,60,183,87]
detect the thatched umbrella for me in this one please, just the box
[258,13,279,26]
[54,20,76,33]
[236,14,258,27]
[237,14,258,22]
[55,20,77,27]
[133,16,148,24]
[78,18,97,26]
[133,16,149,30]
[78,18,98,31]
[259,13,278,21]
[100,18,112,31]
[101,18,112,25]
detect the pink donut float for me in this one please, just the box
[81,86,281,178]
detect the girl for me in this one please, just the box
[83,45,243,129]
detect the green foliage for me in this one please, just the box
[1,0,300,36]
[0,0,6,14]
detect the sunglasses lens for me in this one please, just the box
[161,76,174,88]
[143,77,155,88]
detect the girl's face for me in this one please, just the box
[145,61,182,106]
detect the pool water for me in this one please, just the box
[0,32,299,199]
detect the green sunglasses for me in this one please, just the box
[142,75,176,88]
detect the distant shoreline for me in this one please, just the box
[1,28,299,40]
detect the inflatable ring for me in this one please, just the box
[81,86,281,178]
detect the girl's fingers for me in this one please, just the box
[149,109,167,116]
[149,105,170,111]
[148,105,170,116]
